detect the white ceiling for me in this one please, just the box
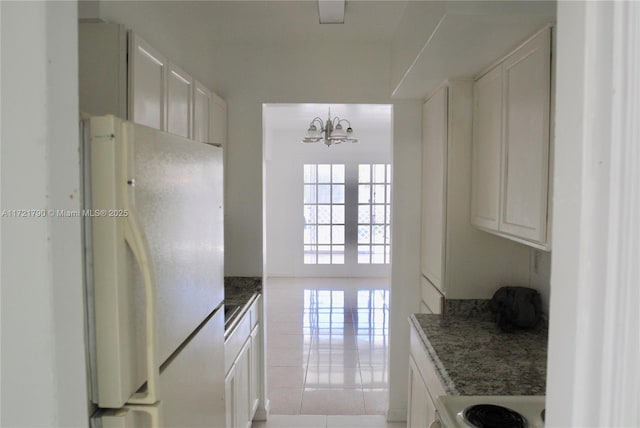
[391,2,556,98]
[94,0,557,99]
[127,0,409,44]
[263,103,392,132]
[263,103,393,161]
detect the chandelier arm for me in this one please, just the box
[311,117,325,130]
[337,118,352,128]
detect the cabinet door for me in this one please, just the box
[420,87,448,291]
[408,355,432,428]
[226,338,251,428]
[79,23,127,118]
[225,365,236,428]
[471,65,503,231]
[211,93,227,146]
[166,62,193,138]
[249,325,260,419]
[129,33,166,130]
[194,81,212,143]
[234,340,251,428]
[500,28,551,244]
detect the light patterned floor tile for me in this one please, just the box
[301,389,366,415]
[326,415,405,428]
[252,414,327,428]
[266,277,390,416]
[268,387,303,414]
[268,365,307,389]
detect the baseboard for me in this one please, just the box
[253,399,270,421]
[386,407,407,422]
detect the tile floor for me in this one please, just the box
[265,277,392,417]
[252,414,406,428]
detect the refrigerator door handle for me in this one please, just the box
[121,122,160,405]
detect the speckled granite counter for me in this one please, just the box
[224,276,262,306]
[410,312,548,396]
[224,277,262,332]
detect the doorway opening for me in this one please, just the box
[263,103,393,278]
[262,104,393,415]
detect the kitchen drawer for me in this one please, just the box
[225,310,251,374]
[410,323,446,399]
[421,276,443,315]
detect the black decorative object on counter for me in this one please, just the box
[490,286,542,331]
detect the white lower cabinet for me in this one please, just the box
[408,356,433,428]
[225,297,262,428]
[236,341,251,428]
[225,327,252,428]
[408,322,446,428]
[249,325,260,417]
[225,367,234,428]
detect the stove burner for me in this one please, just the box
[462,404,527,428]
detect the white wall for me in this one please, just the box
[386,101,423,421]
[264,103,392,277]
[1,1,88,426]
[547,1,640,426]
[217,41,400,277]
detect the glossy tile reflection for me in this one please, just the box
[266,278,390,415]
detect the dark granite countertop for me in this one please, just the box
[410,312,548,396]
[224,276,262,305]
[224,277,262,333]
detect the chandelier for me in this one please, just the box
[302,108,358,147]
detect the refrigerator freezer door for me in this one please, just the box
[88,116,224,407]
[126,121,224,365]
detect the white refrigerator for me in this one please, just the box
[83,115,225,427]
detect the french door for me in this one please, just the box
[302,162,391,276]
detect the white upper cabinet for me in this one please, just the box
[166,62,193,138]
[419,81,530,305]
[193,81,212,143]
[79,23,128,118]
[129,33,167,130]
[471,65,503,231]
[471,26,552,250]
[501,29,551,243]
[80,22,226,145]
[420,86,448,291]
[211,93,228,147]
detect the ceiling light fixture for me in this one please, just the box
[317,0,345,24]
[302,108,358,147]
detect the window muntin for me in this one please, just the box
[357,164,391,264]
[304,164,345,264]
